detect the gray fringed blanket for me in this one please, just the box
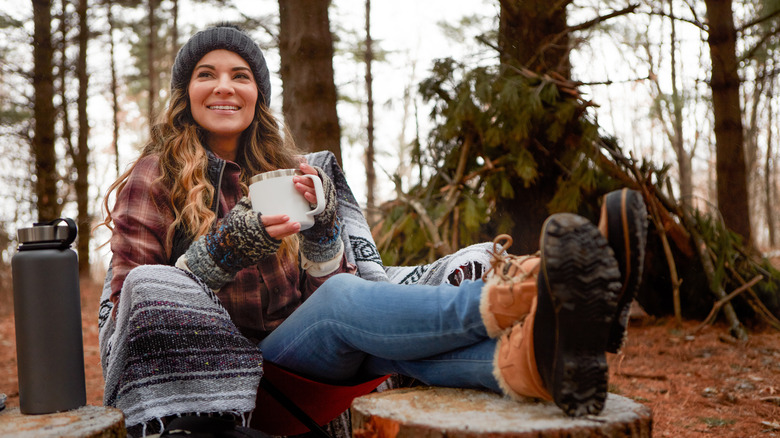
[98,151,495,432]
[98,266,263,430]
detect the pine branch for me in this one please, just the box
[740,25,780,64]
[578,76,652,86]
[681,0,703,28]
[566,4,640,34]
[641,8,706,31]
[737,7,780,33]
[476,34,500,53]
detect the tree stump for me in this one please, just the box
[351,387,652,438]
[0,405,126,438]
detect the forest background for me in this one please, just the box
[2,0,780,329]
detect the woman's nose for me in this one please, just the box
[214,75,234,95]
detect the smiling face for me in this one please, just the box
[188,49,259,160]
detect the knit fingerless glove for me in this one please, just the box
[300,167,342,263]
[183,197,280,290]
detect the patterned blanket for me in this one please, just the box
[98,266,263,432]
[306,151,495,287]
[98,151,496,433]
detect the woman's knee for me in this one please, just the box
[312,273,366,305]
[318,273,363,293]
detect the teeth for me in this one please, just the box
[209,105,239,110]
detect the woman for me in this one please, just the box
[100,24,648,435]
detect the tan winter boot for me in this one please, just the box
[479,235,540,338]
[493,297,552,402]
[597,188,648,353]
[494,213,622,417]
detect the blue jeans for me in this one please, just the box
[259,273,501,393]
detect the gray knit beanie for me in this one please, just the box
[171,24,271,106]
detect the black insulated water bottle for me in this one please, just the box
[12,218,87,414]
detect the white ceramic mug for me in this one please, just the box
[249,169,326,230]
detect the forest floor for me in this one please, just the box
[1,279,779,437]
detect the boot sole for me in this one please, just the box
[602,189,648,353]
[538,213,620,417]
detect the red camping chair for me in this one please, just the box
[250,361,389,437]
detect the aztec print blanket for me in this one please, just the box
[98,151,496,433]
[306,151,495,287]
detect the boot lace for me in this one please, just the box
[482,234,539,283]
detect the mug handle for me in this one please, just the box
[303,174,326,217]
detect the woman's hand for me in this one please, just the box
[296,164,342,263]
[261,214,300,240]
[263,162,330,240]
[182,197,281,290]
[293,162,321,205]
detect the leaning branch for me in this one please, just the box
[678,207,749,340]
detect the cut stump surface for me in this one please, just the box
[351,387,652,438]
[0,405,126,438]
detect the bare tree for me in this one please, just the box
[147,0,158,122]
[74,0,91,274]
[364,0,376,222]
[278,0,342,165]
[643,0,696,205]
[703,0,753,247]
[106,0,120,177]
[765,78,775,246]
[32,0,61,221]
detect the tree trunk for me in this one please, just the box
[766,79,775,247]
[106,0,120,177]
[171,0,178,55]
[364,0,376,223]
[147,0,158,123]
[703,0,753,246]
[496,0,570,253]
[278,0,342,166]
[56,0,74,163]
[669,0,693,205]
[352,387,653,437]
[32,0,60,221]
[75,0,91,275]
[498,0,570,78]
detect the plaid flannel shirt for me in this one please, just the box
[110,153,355,342]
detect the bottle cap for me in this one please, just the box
[17,218,78,247]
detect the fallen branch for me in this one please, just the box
[693,275,763,334]
[614,371,669,381]
[682,211,749,340]
[726,265,780,332]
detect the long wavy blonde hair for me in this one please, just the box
[101,83,301,261]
